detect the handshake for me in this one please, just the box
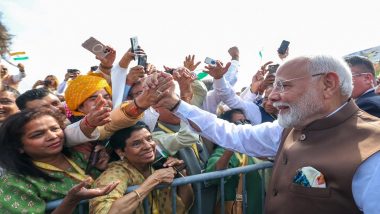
[137,68,189,111]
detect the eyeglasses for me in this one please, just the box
[352,72,371,78]
[234,119,251,125]
[272,73,325,93]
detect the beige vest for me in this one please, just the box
[265,100,380,214]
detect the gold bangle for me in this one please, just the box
[133,190,142,200]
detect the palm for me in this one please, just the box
[183,55,201,71]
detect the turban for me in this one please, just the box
[65,74,112,116]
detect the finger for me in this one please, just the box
[215,60,223,68]
[222,62,232,74]
[261,61,273,70]
[70,180,87,194]
[93,106,111,117]
[191,55,195,63]
[156,79,175,93]
[194,61,201,68]
[96,111,111,122]
[104,181,120,194]
[94,94,106,110]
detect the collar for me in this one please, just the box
[358,88,375,98]
[326,102,348,117]
[304,99,359,131]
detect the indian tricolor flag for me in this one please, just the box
[9,51,29,61]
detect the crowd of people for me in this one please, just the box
[1,16,380,214]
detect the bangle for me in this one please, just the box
[133,190,142,200]
[99,64,113,70]
[169,100,181,112]
[83,116,96,128]
[133,98,146,110]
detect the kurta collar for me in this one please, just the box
[303,99,359,131]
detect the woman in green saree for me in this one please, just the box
[0,108,118,213]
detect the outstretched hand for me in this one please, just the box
[250,61,272,94]
[173,67,197,87]
[85,94,112,127]
[228,46,239,60]
[66,178,119,203]
[204,60,231,80]
[126,65,145,85]
[183,55,201,71]
[119,47,146,68]
[96,46,116,68]
[135,72,175,109]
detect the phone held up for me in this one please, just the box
[268,64,280,74]
[204,57,216,66]
[82,37,110,59]
[130,36,139,61]
[277,40,290,55]
[130,36,148,70]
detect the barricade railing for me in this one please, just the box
[46,161,273,214]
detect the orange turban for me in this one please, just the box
[65,74,112,116]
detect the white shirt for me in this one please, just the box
[174,101,380,214]
[224,59,239,87]
[214,77,262,124]
[111,64,129,108]
[64,120,100,147]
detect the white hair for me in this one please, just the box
[306,55,353,98]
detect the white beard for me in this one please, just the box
[274,88,324,128]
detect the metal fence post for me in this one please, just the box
[242,173,247,214]
[220,177,225,214]
[171,186,177,214]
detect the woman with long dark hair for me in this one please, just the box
[0,108,118,213]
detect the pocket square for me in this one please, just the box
[293,166,326,188]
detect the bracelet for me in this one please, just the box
[169,100,181,112]
[99,64,113,70]
[83,116,96,128]
[133,98,146,110]
[133,190,142,200]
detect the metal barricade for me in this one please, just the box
[46,162,273,214]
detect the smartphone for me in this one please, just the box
[138,55,148,70]
[130,36,139,61]
[204,57,216,65]
[90,65,99,72]
[277,40,290,55]
[268,64,280,74]
[82,37,110,59]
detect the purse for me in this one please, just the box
[215,154,248,214]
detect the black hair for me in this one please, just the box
[202,79,214,91]
[345,56,375,77]
[1,85,20,98]
[109,121,150,161]
[0,107,68,181]
[219,109,245,123]
[15,88,51,110]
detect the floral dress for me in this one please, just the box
[0,151,97,214]
[89,159,186,214]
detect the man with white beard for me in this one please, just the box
[145,55,380,214]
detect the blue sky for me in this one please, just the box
[1,0,380,92]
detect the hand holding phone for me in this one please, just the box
[82,37,110,59]
[204,57,216,66]
[268,64,280,74]
[277,40,290,55]
[130,36,139,61]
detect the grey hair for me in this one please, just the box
[306,55,353,98]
